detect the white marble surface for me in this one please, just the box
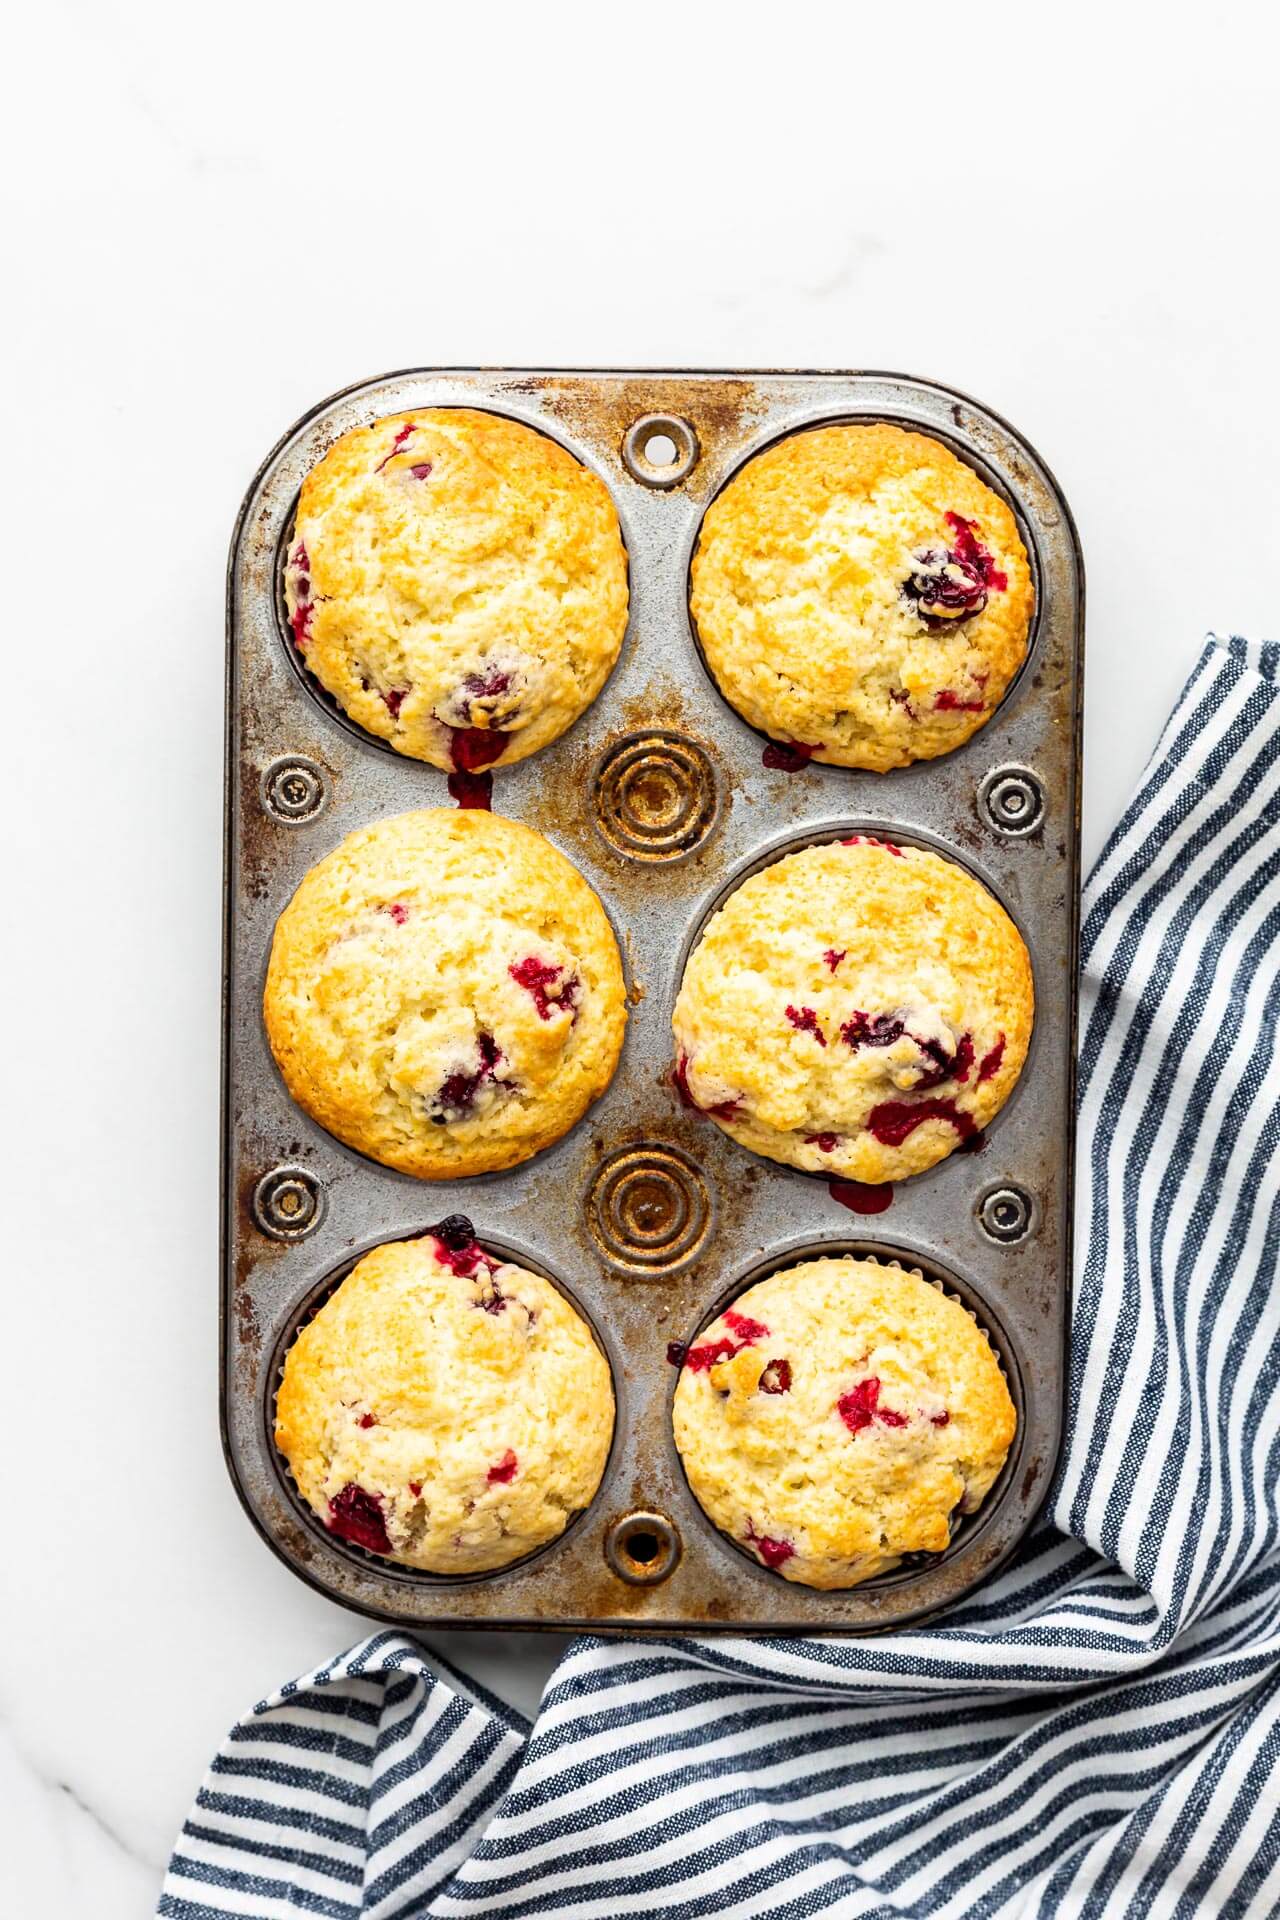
[5,4,1279,1911]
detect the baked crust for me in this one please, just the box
[284,407,628,770]
[672,1255,1015,1589]
[689,422,1033,770]
[671,836,1032,1182]
[264,808,626,1178]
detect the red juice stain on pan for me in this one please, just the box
[828,1179,893,1215]
[761,740,818,771]
[447,769,493,809]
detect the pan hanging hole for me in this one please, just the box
[622,414,699,489]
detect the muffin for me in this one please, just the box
[277,1222,614,1574]
[284,407,628,771]
[264,809,626,1178]
[672,1255,1015,1589]
[689,422,1033,770]
[672,835,1031,1183]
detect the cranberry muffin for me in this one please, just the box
[277,1222,614,1574]
[689,422,1033,770]
[672,1255,1015,1589]
[284,408,628,772]
[672,836,1031,1184]
[264,809,626,1178]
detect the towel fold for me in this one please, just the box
[161,637,1280,1920]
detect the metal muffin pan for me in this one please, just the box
[223,368,1083,1632]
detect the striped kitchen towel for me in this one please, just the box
[161,635,1280,1920]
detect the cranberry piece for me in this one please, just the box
[683,1309,768,1373]
[823,949,846,972]
[840,834,903,856]
[762,740,818,772]
[509,955,578,1021]
[357,1412,377,1430]
[434,1032,504,1120]
[837,1376,907,1435]
[950,1035,976,1085]
[434,1235,491,1277]
[758,1357,792,1395]
[930,1411,951,1428]
[474,1276,506,1314]
[437,1075,483,1121]
[375,422,417,472]
[912,1032,974,1091]
[785,1005,827,1046]
[682,1335,739,1372]
[447,768,493,810]
[866,1097,978,1148]
[842,1015,971,1090]
[744,1522,795,1570]
[666,1340,687,1367]
[841,1010,907,1050]
[487,1449,518,1484]
[903,548,988,625]
[409,462,433,481]
[426,1214,499,1279]
[977,1034,1006,1082]
[450,726,508,773]
[946,512,1008,592]
[408,1481,423,1498]
[289,601,314,651]
[381,901,409,925]
[890,688,918,719]
[327,1484,391,1555]
[431,1213,477,1252]
[380,688,408,720]
[464,667,513,701]
[829,1179,893,1215]
[837,1379,879,1433]
[934,689,987,713]
[805,1132,840,1153]
[723,1310,770,1341]
[902,515,1007,629]
[672,1053,742,1121]
[291,540,309,571]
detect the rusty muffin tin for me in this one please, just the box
[223,369,1083,1632]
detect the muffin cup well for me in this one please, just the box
[683,414,1044,764]
[670,818,1038,1184]
[266,1228,620,1587]
[666,1239,1026,1591]
[271,404,633,771]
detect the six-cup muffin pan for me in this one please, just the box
[222,369,1084,1632]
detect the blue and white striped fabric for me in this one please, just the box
[161,635,1280,1920]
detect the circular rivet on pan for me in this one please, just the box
[262,755,328,824]
[252,1166,325,1241]
[977,1185,1034,1244]
[977,765,1045,837]
[605,1511,682,1585]
[594,731,719,862]
[587,1143,713,1275]
[621,413,699,489]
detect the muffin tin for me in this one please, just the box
[223,369,1084,1631]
